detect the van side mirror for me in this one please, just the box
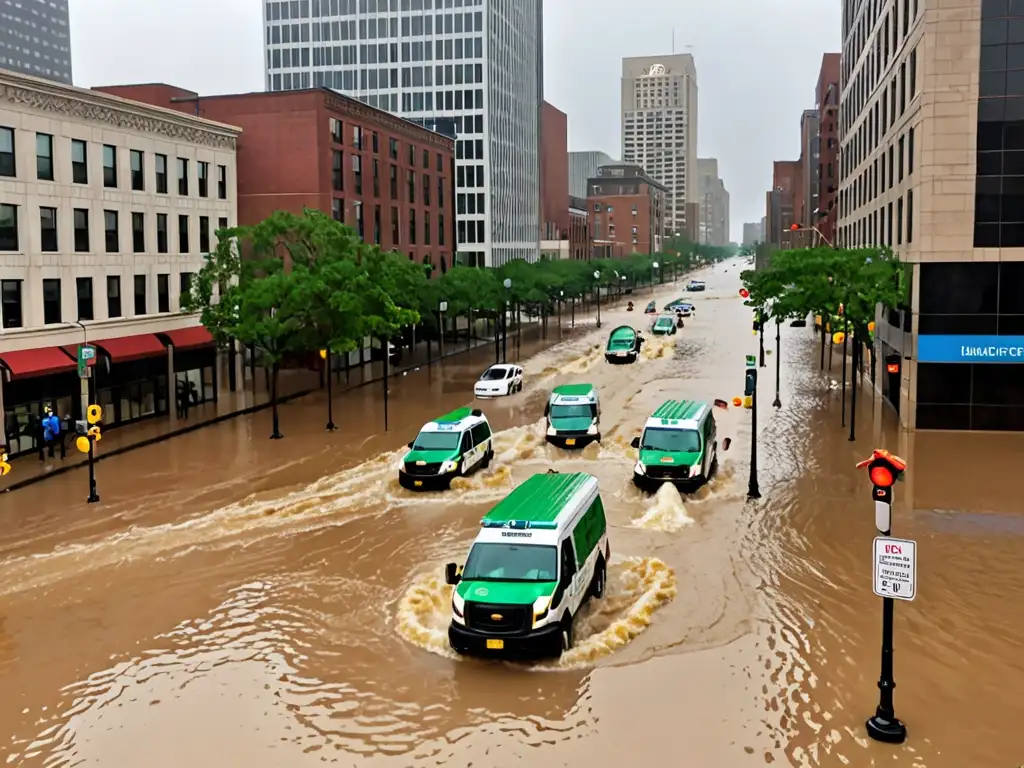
[722,437,731,451]
[630,436,641,449]
[444,562,461,585]
[407,441,414,449]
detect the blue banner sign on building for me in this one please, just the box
[917,335,1024,363]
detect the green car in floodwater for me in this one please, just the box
[545,384,600,448]
[604,325,643,363]
[398,407,494,491]
[650,315,678,336]
[445,471,610,657]
[631,399,719,492]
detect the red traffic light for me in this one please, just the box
[869,465,894,487]
[739,288,749,298]
[886,362,900,374]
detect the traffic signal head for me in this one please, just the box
[744,367,757,396]
[856,449,907,490]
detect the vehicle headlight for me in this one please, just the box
[440,459,459,473]
[452,591,465,622]
[692,461,703,475]
[546,424,556,435]
[587,418,598,435]
[532,595,551,625]
[634,461,646,475]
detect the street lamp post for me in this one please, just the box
[745,356,760,499]
[773,317,782,408]
[652,261,659,294]
[439,300,448,360]
[558,290,564,334]
[856,450,912,745]
[593,271,602,328]
[324,349,336,430]
[502,278,512,362]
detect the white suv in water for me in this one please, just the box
[474,364,524,398]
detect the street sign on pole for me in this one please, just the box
[872,537,917,601]
[77,344,95,378]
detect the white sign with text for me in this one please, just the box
[873,536,917,601]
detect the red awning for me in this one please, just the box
[93,334,167,362]
[0,346,77,378]
[162,326,214,350]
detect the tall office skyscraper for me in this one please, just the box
[620,54,697,237]
[0,0,72,84]
[262,0,542,267]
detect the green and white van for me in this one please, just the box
[445,471,610,657]
[544,384,600,448]
[631,399,718,492]
[399,407,494,491]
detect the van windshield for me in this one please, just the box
[550,403,596,419]
[641,427,701,453]
[412,430,461,451]
[461,543,558,582]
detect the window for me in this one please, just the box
[71,139,87,183]
[391,206,400,243]
[218,216,227,232]
[76,277,94,321]
[0,204,17,251]
[157,213,168,253]
[156,154,168,193]
[107,275,121,318]
[908,126,914,174]
[177,158,189,195]
[42,279,61,324]
[103,144,117,187]
[0,127,14,177]
[1,280,22,328]
[423,173,431,205]
[408,170,415,203]
[353,125,363,149]
[907,189,914,243]
[332,198,343,221]
[330,118,343,143]
[179,272,194,304]
[217,165,227,198]
[390,164,398,198]
[198,161,209,197]
[35,133,54,181]
[408,143,415,165]
[389,137,398,159]
[158,274,170,313]
[40,207,57,252]
[354,201,364,238]
[438,213,444,245]
[333,150,343,190]
[104,210,119,253]
[897,197,904,245]
[130,149,145,190]
[409,209,416,244]
[73,208,89,252]
[353,154,362,194]
[132,212,145,253]
[373,204,381,244]
[178,215,190,253]
[199,216,210,252]
[898,135,905,182]
[134,274,147,315]
[373,158,380,196]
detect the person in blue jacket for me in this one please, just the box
[42,406,61,459]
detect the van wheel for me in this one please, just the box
[590,558,607,599]
[560,616,574,653]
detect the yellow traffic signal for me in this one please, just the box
[86,404,103,424]
[76,436,90,453]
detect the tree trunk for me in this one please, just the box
[269,362,282,439]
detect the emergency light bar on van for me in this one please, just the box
[480,519,559,530]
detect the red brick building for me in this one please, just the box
[568,196,589,260]
[540,101,569,241]
[587,164,666,257]
[816,53,841,246]
[93,85,456,273]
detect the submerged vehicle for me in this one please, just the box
[445,471,610,657]
[398,407,494,490]
[545,384,600,447]
[604,325,643,362]
[650,315,678,336]
[474,363,524,398]
[687,280,706,292]
[664,299,694,316]
[644,300,657,314]
[631,399,719,492]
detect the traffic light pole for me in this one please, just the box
[860,452,909,745]
[773,317,782,409]
[87,435,99,503]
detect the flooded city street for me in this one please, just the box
[1,261,1022,767]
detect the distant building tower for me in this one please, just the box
[0,0,72,84]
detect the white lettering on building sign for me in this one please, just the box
[959,345,1024,359]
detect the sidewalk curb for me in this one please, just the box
[0,336,501,495]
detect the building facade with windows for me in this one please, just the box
[261,0,542,268]
[0,70,238,455]
[568,150,615,199]
[816,53,841,245]
[0,0,72,84]
[94,85,456,274]
[621,54,697,237]
[587,164,666,258]
[696,157,730,246]
[839,0,1024,431]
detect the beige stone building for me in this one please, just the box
[838,0,1024,432]
[0,69,239,453]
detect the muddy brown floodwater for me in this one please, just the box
[1,261,1022,767]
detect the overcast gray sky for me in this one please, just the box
[70,0,840,242]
